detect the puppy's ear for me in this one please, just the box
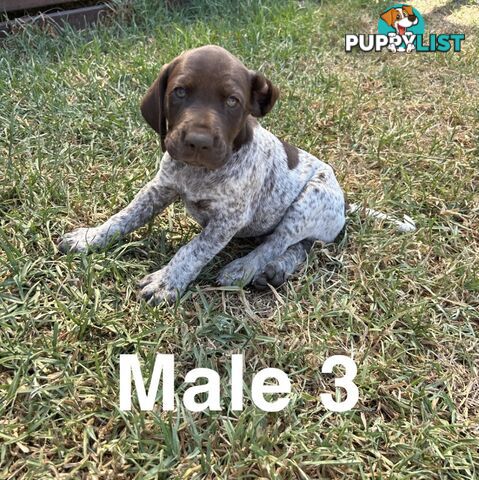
[380,8,397,26]
[403,5,414,16]
[140,63,172,151]
[250,72,279,117]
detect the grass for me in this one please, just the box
[1,0,478,478]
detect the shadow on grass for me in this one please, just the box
[423,0,479,32]
[425,0,472,17]
[0,0,293,64]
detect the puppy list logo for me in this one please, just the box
[345,4,465,53]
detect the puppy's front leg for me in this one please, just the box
[58,171,178,253]
[138,215,245,305]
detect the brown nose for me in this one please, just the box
[408,14,417,22]
[184,131,214,152]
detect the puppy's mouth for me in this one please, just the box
[398,25,407,35]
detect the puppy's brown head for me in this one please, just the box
[141,45,279,169]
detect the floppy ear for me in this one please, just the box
[380,8,397,26]
[140,63,171,151]
[403,5,414,16]
[250,72,279,117]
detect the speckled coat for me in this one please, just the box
[59,122,346,303]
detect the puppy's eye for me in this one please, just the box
[226,96,239,108]
[174,87,186,98]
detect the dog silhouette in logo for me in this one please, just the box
[381,5,419,52]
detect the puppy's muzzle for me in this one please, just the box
[184,130,215,154]
[166,126,229,169]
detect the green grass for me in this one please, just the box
[1,0,479,478]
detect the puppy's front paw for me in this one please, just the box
[58,227,107,253]
[217,257,259,287]
[137,268,185,306]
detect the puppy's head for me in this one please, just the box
[141,45,279,169]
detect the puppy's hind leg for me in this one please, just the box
[217,168,345,286]
[251,239,314,290]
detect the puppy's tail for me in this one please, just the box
[347,203,416,233]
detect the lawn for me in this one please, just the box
[1,0,478,478]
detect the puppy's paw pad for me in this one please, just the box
[252,261,288,290]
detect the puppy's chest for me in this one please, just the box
[173,167,246,227]
[182,196,213,226]
[179,186,230,227]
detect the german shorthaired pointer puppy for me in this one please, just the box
[58,45,415,304]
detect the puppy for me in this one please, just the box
[58,45,414,305]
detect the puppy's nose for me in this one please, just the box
[408,14,417,22]
[184,131,214,152]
